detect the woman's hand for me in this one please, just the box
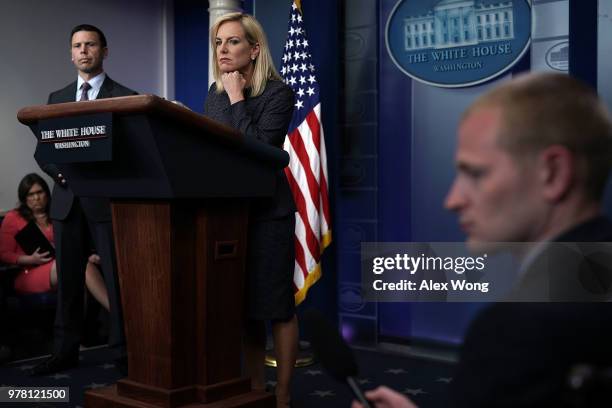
[88,254,101,264]
[222,71,246,104]
[351,386,418,408]
[20,248,52,265]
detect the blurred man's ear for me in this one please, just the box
[538,145,575,202]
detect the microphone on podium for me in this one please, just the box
[304,309,373,408]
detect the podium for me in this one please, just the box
[17,95,285,407]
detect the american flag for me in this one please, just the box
[280,0,331,305]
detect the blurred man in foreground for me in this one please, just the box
[354,72,612,407]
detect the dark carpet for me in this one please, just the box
[0,347,454,407]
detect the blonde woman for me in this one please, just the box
[205,12,298,408]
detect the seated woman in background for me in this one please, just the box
[0,173,109,309]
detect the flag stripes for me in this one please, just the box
[281,0,331,304]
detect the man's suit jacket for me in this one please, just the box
[450,216,612,407]
[35,76,137,222]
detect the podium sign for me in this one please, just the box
[36,112,113,163]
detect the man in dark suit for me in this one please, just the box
[353,73,612,407]
[30,24,137,376]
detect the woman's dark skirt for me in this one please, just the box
[246,214,296,321]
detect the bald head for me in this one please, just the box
[447,74,612,247]
[464,73,612,200]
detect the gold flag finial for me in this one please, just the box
[295,0,302,12]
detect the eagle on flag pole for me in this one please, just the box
[280,0,332,305]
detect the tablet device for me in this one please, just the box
[14,221,55,258]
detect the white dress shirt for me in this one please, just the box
[75,72,106,101]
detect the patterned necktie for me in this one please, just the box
[79,82,91,101]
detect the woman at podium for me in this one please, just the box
[204,12,298,408]
[0,173,109,307]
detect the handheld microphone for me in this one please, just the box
[304,309,373,408]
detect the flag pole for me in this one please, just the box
[265,0,331,369]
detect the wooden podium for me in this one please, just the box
[17,95,284,407]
